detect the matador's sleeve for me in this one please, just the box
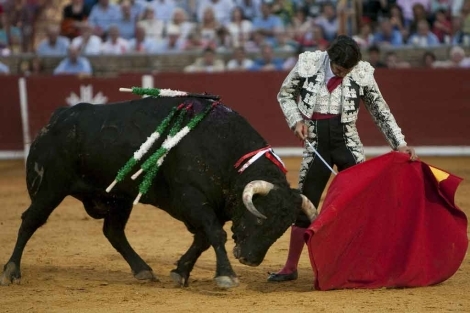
[360,64,407,150]
[277,62,305,130]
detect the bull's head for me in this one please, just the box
[231,180,317,266]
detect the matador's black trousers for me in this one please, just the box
[295,115,363,228]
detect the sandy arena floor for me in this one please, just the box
[0,157,469,313]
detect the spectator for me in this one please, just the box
[249,43,284,71]
[373,18,403,47]
[252,2,284,46]
[281,44,304,70]
[195,6,221,46]
[61,0,90,40]
[462,0,470,36]
[314,1,338,41]
[385,51,411,68]
[101,24,129,54]
[18,55,44,76]
[183,47,225,72]
[214,26,232,51]
[274,30,298,52]
[244,29,267,53]
[389,4,409,39]
[165,7,195,40]
[234,0,261,20]
[299,24,329,50]
[53,46,92,75]
[408,19,440,47]
[0,22,11,55]
[116,0,137,40]
[452,0,465,18]
[433,45,470,67]
[71,22,103,55]
[367,45,387,68]
[150,0,176,23]
[226,45,254,70]
[362,0,395,23]
[197,0,235,25]
[408,3,432,35]
[271,0,296,26]
[128,25,157,53]
[226,6,253,48]
[352,20,374,48]
[450,16,469,44]
[432,8,452,43]
[154,24,185,53]
[396,0,431,25]
[421,50,436,68]
[2,0,38,52]
[290,7,311,43]
[36,25,71,56]
[137,6,165,42]
[183,29,205,51]
[128,0,145,20]
[431,0,453,14]
[0,59,9,74]
[88,0,120,38]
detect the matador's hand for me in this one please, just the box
[294,121,308,141]
[398,145,418,161]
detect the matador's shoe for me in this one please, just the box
[267,270,298,282]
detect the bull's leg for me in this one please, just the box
[177,189,239,289]
[170,231,210,287]
[207,225,240,288]
[1,195,65,286]
[102,201,157,282]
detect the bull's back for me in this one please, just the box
[27,96,268,202]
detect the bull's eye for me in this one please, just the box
[256,218,264,225]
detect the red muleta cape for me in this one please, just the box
[304,152,468,291]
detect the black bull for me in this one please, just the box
[1,96,317,288]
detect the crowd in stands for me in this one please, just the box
[1,0,470,75]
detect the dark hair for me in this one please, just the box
[327,35,362,69]
[368,45,380,54]
[422,51,436,61]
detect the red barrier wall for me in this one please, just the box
[25,75,142,141]
[154,69,470,147]
[0,76,23,150]
[0,70,468,153]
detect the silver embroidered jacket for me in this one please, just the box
[277,50,407,150]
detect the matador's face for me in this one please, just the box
[330,62,354,78]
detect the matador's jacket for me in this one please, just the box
[277,50,407,163]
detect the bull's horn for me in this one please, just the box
[300,195,318,221]
[242,180,274,219]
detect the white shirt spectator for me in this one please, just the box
[71,35,103,55]
[101,37,130,54]
[226,58,254,70]
[226,19,253,47]
[0,61,10,74]
[197,0,235,25]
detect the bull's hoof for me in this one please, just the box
[0,262,21,286]
[215,276,239,289]
[170,270,188,287]
[134,270,158,282]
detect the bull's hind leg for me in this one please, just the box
[0,194,65,286]
[102,200,157,282]
[170,231,210,287]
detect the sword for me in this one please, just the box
[305,140,337,175]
